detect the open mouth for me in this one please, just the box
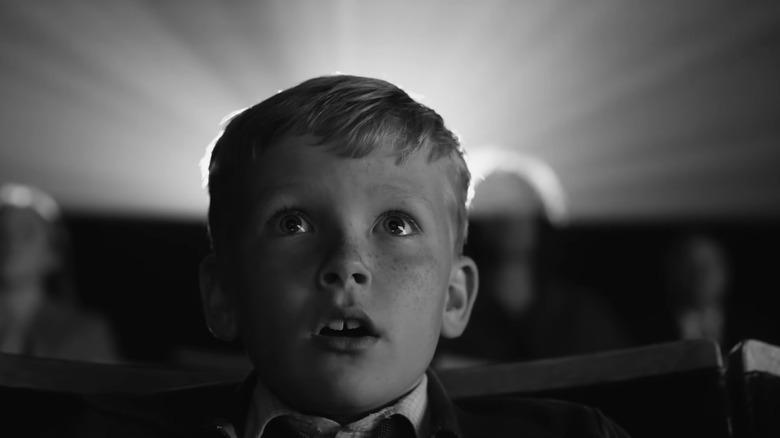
[318,318,377,338]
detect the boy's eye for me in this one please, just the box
[381,213,419,236]
[275,213,312,235]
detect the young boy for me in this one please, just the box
[66,75,629,437]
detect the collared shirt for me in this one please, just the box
[69,367,631,438]
[241,374,429,438]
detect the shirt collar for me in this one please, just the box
[244,374,429,438]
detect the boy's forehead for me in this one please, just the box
[246,135,452,191]
[238,135,458,220]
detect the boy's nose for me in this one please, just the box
[318,238,371,290]
[320,265,369,288]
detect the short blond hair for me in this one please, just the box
[202,75,471,256]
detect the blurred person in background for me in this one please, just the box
[663,232,730,349]
[0,183,119,362]
[435,148,631,368]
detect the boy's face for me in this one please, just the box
[201,135,478,420]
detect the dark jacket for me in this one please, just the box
[49,370,630,438]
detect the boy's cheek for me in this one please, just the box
[377,251,448,303]
[239,239,318,272]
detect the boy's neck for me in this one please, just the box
[247,374,428,436]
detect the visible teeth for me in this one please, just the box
[345,319,361,330]
[327,319,344,331]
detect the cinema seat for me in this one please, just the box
[2,341,733,437]
[437,339,731,438]
[0,352,246,436]
[727,339,780,438]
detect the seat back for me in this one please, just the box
[0,352,246,394]
[727,339,780,438]
[1,342,737,437]
[438,339,731,438]
[0,352,246,436]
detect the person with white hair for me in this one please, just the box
[435,147,631,367]
[0,183,118,362]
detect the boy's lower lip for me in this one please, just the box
[311,334,379,353]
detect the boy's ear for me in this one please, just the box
[441,255,479,339]
[199,254,238,342]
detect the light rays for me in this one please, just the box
[0,0,778,220]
